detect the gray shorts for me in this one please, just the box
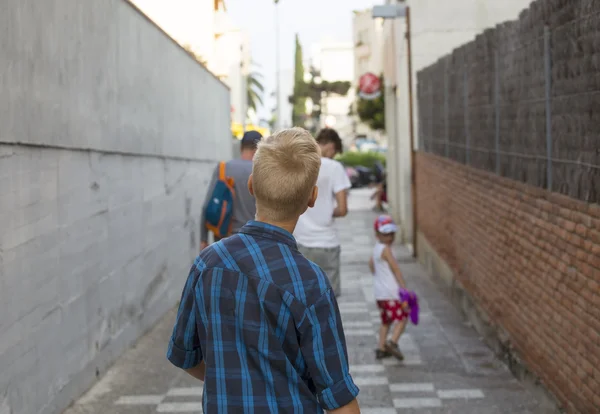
[297,245,341,297]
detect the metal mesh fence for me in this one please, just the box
[417,0,600,204]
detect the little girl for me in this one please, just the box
[369,215,409,360]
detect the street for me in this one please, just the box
[63,189,554,414]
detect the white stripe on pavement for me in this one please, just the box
[166,387,203,397]
[340,308,369,315]
[342,321,374,328]
[157,402,203,412]
[115,395,164,405]
[389,383,435,393]
[338,302,369,309]
[344,329,376,336]
[393,398,442,408]
[360,409,397,414]
[354,377,389,386]
[381,357,423,366]
[352,364,385,374]
[437,389,485,399]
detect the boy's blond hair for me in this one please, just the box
[252,128,321,222]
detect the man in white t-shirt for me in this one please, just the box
[294,128,351,297]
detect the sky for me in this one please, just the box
[226,0,378,119]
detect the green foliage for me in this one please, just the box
[356,75,385,131]
[292,34,306,126]
[295,79,351,103]
[336,151,386,168]
[268,114,276,130]
[289,36,353,128]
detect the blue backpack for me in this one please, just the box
[205,161,235,239]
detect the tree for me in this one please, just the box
[356,75,385,131]
[247,70,264,115]
[291,34,306,126]
[288,36,352,130]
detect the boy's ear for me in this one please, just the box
[248,175,254,196]
[308,186,318,208]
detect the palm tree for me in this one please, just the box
[246,71,265,115]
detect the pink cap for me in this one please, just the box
[374,215,398,234]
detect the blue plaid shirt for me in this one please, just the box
[167,221,359,413]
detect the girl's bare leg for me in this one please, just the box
[379,323,391,350]
[391,318,408,343]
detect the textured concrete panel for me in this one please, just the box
[0,0,230,161]
[0,1,232,413]
[0,146,218,414]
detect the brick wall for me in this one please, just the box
[416,152,600,413]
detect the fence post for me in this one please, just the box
[418,83,425,151]
[464,67,470,165]
[544,25,553,191]
[494,50,501,175]
[429,81,434,154]
[444,61,450,158]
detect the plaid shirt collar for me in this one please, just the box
[239,220,297,249]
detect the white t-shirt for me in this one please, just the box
[294,157,352,248]
[373,242,400,300]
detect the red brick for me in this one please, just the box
[560,218,577,232]
[589,204,600,220]
[576,224,589,238]
[416,153,600,414]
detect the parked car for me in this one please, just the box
[346,165,378,188]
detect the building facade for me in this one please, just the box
[382,0,532,245]
[130,0,217,66]
[311,41,355,146]
[352,9,386,143]
[131,0,252,133]
[278,69,294,129]
[213,12,251,126]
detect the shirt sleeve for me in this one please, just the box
[167,264,203,369]
[332,161,352,194]
[200,164,220,243]
[298,289,360,410]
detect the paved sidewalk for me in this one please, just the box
[64,189,553,414]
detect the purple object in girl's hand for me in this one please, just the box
[399,288,419,325]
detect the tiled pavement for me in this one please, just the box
[64,189,557,413]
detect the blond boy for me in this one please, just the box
[167,128,361,413]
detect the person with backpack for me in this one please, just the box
[200,130,262,250]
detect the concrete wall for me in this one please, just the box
[0,1,231,414]
[383,0,531,244]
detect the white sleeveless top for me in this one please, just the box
[373,242,400,300]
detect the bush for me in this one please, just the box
[336,151,386,168]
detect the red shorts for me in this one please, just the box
[377,300,408,325]
[381,192,387,203]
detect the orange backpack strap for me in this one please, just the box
[218,161,226,181]
[218,161,235,193]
